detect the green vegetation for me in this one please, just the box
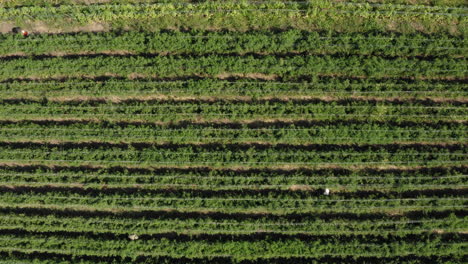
[0,0,466,263]
[0,1,466,34]
[1,54,466,81]
[1,31,466,57]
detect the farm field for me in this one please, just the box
[0,0,467,263]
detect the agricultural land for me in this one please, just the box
[0,0,466,263]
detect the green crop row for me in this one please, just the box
[1,172,465,188]
[333,0,468,7]
[1,101,465,121]
[1,78,466,99]
[1,121,466,144]
[0,251,465,264]
[0,0,184,8]
[3,1,466,20]
[1,54,465,82]
[0,232,465,260]
[3,193,464,213]
[1,164,464,177]
[2,98,465,107]
[3,96,466,123]
[0,165,465,190]
[2,0,467,8]
[0,250,464,264]
[0,142,465,167]
[2,113,465,123]
[1,1,466,35]
[0,164,465,187]
[1,180,465,192]
[1,30,466,57]
[0,211,464,235]
[1,177,464,198]
[0,177,464,198]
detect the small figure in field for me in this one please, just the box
[11,27,28,37]
[324,188,330,195]
[128,234,139,240]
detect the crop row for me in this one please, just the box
[0,232,465,260]
[1,198,464,214]
[2,0,468,8]
[4,113,465,123]
[1,185,465,204]
[2,165,464,196]
[2,117,465,129]
[0,193,464,220]
[1,173,465,189]
[1,55,466,82]
[1,148,466,163]
[2,1,466,19]
[0,251,465,264]
[1,123,466,144]
[0,142,465,166]
[0,226,465,242]
[0,250,464,264]
[2,102,466,123]
[1,30,466,57]
[0,0,465,35]
[0,211,464,235]
[1,78,467,99]
[0,164,466,189]
[1,102,465,119]
[2,98,465,108]
[1,0,193,8]
[2,162,464,173]
[1,164,464,178]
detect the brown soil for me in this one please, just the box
[4,94,466,105]
[288,185,313,191]
[0,22,16,34]
[216,72,279,81]
[0,21,108,34]
[74,22,107,33]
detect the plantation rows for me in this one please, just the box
[1,122,466,144]
[1,31,466,57]
[3,0,467,8]
[0,142,465,167]
[1,54,466,81]
[0,236,465,264]
[1,211,465,235]
[0,0,466,263]
[0,192,465,213]
[3,0,468,8]
[0,233,466,258]
[0,100,466,123]
[2,79,467,99]
[0,166,466,188]
[1,0,466,35]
